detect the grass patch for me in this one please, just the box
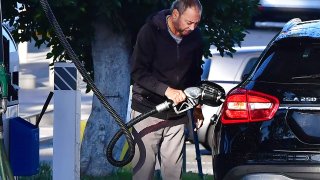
[17,163,52,180]
[17,164,213,180]
[182,172,213,180]
[82,169,213,180]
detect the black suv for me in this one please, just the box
[211,18,320,180]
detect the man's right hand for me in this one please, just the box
[165,87,186,105]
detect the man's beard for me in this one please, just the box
[179,28,191,36]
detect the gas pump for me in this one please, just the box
[0,0,14,179]
[0,2,8,113]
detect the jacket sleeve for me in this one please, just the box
[130,24,168,96]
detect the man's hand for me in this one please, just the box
[193,106,204,131]
[165,87,186,105]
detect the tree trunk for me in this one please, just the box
[80,21,130,176]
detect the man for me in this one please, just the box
[130,0,204,179]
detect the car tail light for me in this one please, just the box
[221,88,279,124]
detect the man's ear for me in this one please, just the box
[172,9,180,20]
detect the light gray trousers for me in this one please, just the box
[131,110,188,180]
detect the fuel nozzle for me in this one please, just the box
[172,81,226,114]
[173,87,202,114]
[199,81,225,107]
[0,64,8,113]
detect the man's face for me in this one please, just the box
[172,7,201,36]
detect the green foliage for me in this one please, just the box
[18,163,52,180]
[81,169,132,180]
[3,0,94,80]
[200,0,259,57]
[16,165,213,180]
[81,169,214,180]
[2,0,259,77]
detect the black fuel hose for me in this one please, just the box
[106,109,158,166]
[39,0,135,166]
[107,100,172,166]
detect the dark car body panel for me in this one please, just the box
[212,19,320,180]
[214,83,320,151]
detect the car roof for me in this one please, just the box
[275,18,320,42]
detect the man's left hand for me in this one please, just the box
[193,106,204,131]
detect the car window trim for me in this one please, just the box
[291,74,320,79]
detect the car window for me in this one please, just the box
[207,54,247,82]
[252,41,320,83]
[201,58,211,80]
[2,26,17,52]
[205,50,264,82]
[241,57,259,80]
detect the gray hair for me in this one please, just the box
[170,0,202,14]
